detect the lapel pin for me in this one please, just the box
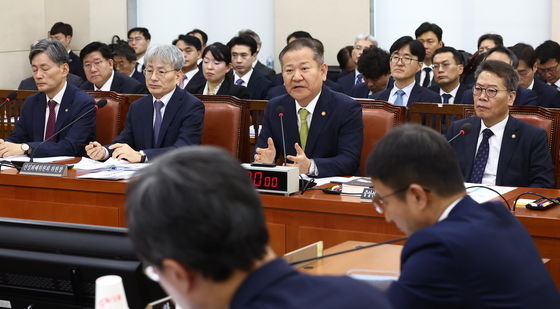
[321,111,326,116]
[511,134,516,139]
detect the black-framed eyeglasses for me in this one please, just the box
[472,85,510,98]
[372,186,409,214]
[143,68,178,78]
[390,55,419,65]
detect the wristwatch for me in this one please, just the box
[139,150,147,163]
[21,144,30,155]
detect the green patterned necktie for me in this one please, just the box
[299,108,310,149]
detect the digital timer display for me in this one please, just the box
[247,170,288,191]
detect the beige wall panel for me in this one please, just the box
[553,0,560,42]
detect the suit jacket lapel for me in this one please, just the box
[33,95,48,141]
[53,86,76,141]
[463,119,481,178]
[496,117,520,184]
[305,88,331,155]
[155,88,181,147]
[139,95,155,148]
[282,98,299,157]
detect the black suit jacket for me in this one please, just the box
[254,60,276,79]
[18,74,83,90]
[336,72,357,95]
[185,70,206,94]
[130,69,146,85]
[415,69,435,87]
[428,83,469,103]
[191,77,250,99]
[80,71,147,94]
[532,78,560,108]
[460,86,538,106]
[371,84,440,106]
[446,116,554,188]
[242,69,272,100]
[69,50,85,80]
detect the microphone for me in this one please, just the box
[276,105,288,165]
[288,236,408,266]
[0,92,17,110]
[448,122,472,143]
[28,99,107,162]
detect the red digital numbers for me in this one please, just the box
[247,171,278,188]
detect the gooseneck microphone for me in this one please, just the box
[448,122,472,143]
[0,92,17,110]
[29,99,107,162]
[276,105,288,165]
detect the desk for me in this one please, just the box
[0,170,559,287]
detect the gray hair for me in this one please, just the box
[474,60,519,91]
[354,34,377,47]
[29,38,69,64]
[144,45,184,70]
[238,29,261,46]
[279,38,324,67]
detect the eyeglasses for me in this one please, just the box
[144,265,160,282]
[390,55,419,65]
[371,186,409,214]
[472,85,510,98]
[83,60,106,71]
[537,63,559,76]
[143,68,177,78]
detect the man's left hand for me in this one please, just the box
[286,143,311,174]
[0,140,25,158]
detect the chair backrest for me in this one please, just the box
[86,91,125,145]
[464,105,560,187]
[408,102,469,134]
[197,95,251,162]
[357,99,407,176]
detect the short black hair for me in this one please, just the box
[79,41,112,61]
[286,31,312,45]
[414,22,443,41]
[187,28,208,45]
[432,46,464,65]
[389,36,426,62]
[127,27,151,40]
[366,124,465,198]
[485,45,519,68]
[477,34,503,49]
[110,42,137,62]
[337,45,354,71]
[202,42,232,65]
[534,40,560,64]
[475,60,519,91]
[226,35,258,55]
[126,146,269,282]
[172,34,202,51]
[49,22,72,36]
[357,46,390,80]
[509,43,536,67]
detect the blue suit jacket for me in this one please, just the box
[110,87,204,159]
[336,71,357,95]
[371,84,440,106]
[257,86,363,177]
[428,83,469,104]
[460,86,538,106]
[231,259,393,309]
[80,71,147,94]
[6,84,96,157]
[388,196,560,308]
[266,80,344,100]
[447,116,554,188]
[532,78,560,108]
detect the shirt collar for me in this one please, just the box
[184,67,199,80]
[152,87,175,106]
[527,79,535,90]
[295,90,321,114]
[440,83,460,97]
[234,68,254,85]
[480,114,509,134]
[45,81,68,103]
[389,80,415,99]
[95,70,115,91]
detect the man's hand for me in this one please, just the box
[109,143,142,163]
[254,137,276,163]
[85,141,107,161]
[0,139,24,158]
[286,143,311,174]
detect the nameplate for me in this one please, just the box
[360,188,375,203]
[20,162,68,177]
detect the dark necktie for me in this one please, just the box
[45,100,57,141]
[153,100,164,146]
[469,129,494,183]
[355,73,364,85]
[236,78,245,86]
[442,93,452,103]
[422,67,432,87]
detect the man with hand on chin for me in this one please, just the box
[255,38,362,177]
[85,45,204,163]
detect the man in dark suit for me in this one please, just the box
[126,147,392,309]
[255,39,363,177]
[510,43,560,108]
[0,39,95,158]
[460,46,538,106]
[429,46,468,103]
[111,43,145,85]
[535,40,560,89]
[85,45,204,163]
[447,60,554,188]
[238,29,276,79]
[227,36,271,99]
[173,35,204,91]
[336,34,376,95]
[414,22,443,88]
[349,46,391,98]
[79,41,147,94]
[366,123,560,308]
[48,22,85,80]
[128,27,151,73]
[18,73,83,90]
[371,36,440,105]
